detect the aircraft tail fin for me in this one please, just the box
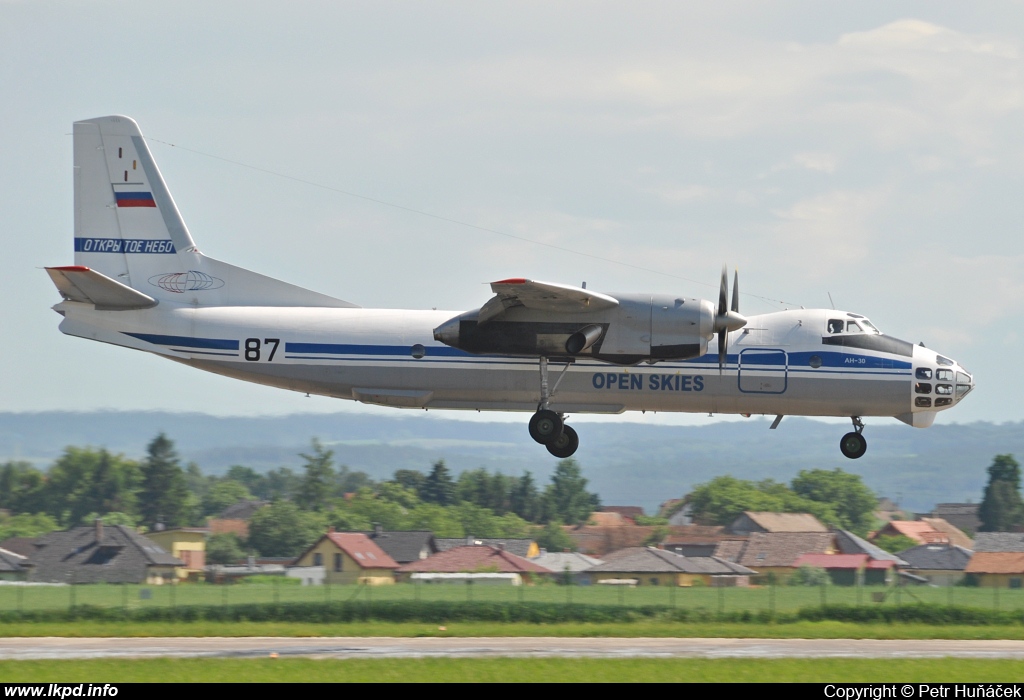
[70,115,357,308]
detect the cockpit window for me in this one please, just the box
[846,321,863,333]
[860,319,880,333]
[936,355,954,366]
[828,319,844,334]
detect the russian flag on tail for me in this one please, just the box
[115,191,156,208]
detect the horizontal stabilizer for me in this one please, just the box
[45,266,157,310]
[480,278,619,322]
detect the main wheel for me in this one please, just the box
[839,432,867,459]
[528,409,563,445]
[546,425,579,458]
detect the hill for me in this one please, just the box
[0,411,1020,514]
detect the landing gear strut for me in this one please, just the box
[528,357,579,457]
[839,417,867,459]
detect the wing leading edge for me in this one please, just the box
[478,278,619,323]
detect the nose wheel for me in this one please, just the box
[839,417,867,459]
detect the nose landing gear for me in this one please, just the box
[839,417,867,459]
[528,357,579,457]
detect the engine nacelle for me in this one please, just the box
[433,293,715,365]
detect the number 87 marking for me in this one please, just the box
[244,338,280,361]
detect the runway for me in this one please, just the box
[1,638,1024,660]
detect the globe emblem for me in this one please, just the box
[149,270,225,293]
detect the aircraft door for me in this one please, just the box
[738,348,788,394]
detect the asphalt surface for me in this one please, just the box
[1,638,1023,660]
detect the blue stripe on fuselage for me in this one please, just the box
[122,333,239,350]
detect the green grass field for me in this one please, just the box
[2,582,1019,614]
[0,658,1021,682]
[0,620,1022,639]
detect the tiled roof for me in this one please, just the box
[878,521,947,544]
[713,540,748,562]
[897,544,973,571]
[741,512,828,533]
[361,530,436,564]
[323,533,399,569]
[588,547,755,575]
[218,500,268,520]
[834,530,908,566]
[25,525,181,583]
[397,545,551,574]
[0,547,26,573]
[530,551,603,573]
[964,552,1024,575]
[793,553,868,570]
[736,532,835,568]
[972,532,1024,553]
[0,537,39,558]
[435,538,534,558]
[919,518,973,549]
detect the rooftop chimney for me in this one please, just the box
[374,522,383,537]
[94,518,103,543]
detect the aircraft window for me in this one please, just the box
[957,384,972,398]
[846,321,863,333]
[808,355,822,369]
[827,319,844,334]
[915,397,932,408]
[916,368,933,380]
[860,319,880,333]
[936,355,954,366]
[935,384,953,396]
[118,147,122,159]
[410,344,426,359]
[957,372,971,384]
[936,369,953,381]
[848,313,864,319]
[915,383,932,395]
[935,397,952,407]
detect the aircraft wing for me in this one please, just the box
[478,278,618,322]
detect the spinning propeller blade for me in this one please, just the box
[713,265,747,373]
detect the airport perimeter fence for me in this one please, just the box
[1,580,1024,618]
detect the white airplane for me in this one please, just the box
[47,115,975,460]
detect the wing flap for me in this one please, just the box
[46,266,158,310]
[481,278,618,321]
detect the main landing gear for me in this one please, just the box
[839,417,867,459]
[528,357,579,458]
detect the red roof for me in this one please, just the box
[323,532,399,569]
[793,554,868,570]
[396,545,552,574]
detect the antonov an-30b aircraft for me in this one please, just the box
[47,115,975,459]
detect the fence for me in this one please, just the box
[1,580,1023,616]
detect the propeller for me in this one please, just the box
[713,265,747,372]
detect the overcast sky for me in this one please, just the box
[2,1,1021,429]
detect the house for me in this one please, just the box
[918,518,974,549]
[587,547,755,587]
[872,520,948,545]
[599,506,645,524]
[146,527,209,580]
[660,524,743,558]
[791,553,896,586]
[0,537,41,558]
[293,531,399,585]
[396,545,552,584]
[362,527,437,564]
[929,503,981,535]
[435,537,539,559]
[728,512,828,536]
[529,550,604,584]
[732,532,836,583]
[0,547,27,581]
[898,543,973,586]
[834,529,908,570]
[207,500,268,539]
[23,521,181,584]
[963,533,1024,589]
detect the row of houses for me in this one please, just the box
[2,506,1024,589]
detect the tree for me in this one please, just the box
[790,468,877,536]
[543,459,599,526]
[535,520,576,553]
[391,469,426,494]
[421,461,456,506]
[0,461,48,516]
[202,479,253,517]
[206,533,246,565]
[789,565,830,586]
[138,434,191,529]
[247,500,326,557]
[510,471,542,523]
[296,439,336,511]
[0,512,58,541]
[979,454,1024,532]
[873,534,919,554]
[686,475,836,528]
